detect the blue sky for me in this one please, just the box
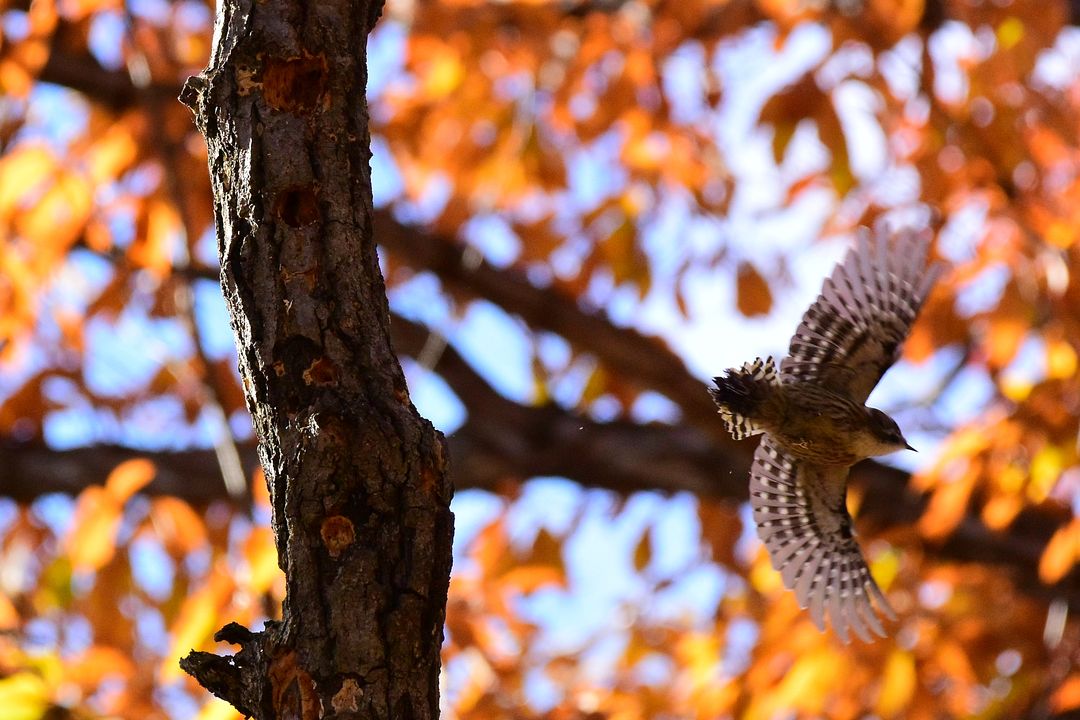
[3,8,1071,716]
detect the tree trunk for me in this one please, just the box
[176,0,454,717]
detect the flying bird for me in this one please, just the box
[709,227,939,642]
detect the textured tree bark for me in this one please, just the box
[176,0,454,717]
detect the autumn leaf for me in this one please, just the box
[1039,519,1079,584]
[64,487,124,572]
[735,262,773,317]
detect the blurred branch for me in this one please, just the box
[375,212,726,432]
[24,29,1080,611]
[4,311,1076,611]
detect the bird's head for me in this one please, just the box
[867,408,915,455]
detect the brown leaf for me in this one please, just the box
[736,262,772,317]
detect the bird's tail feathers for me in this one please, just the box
[709,356,779,440]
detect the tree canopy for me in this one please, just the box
[0,0,1078,718]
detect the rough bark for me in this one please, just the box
[175,0,453,717]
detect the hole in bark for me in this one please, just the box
[303,357,338,385]
[321,515,355,558]
[262,55,327,113]
[274,186,320,228]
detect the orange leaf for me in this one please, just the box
[1039,519,1080,584]
[64,646,136,690]
[1051,674,1080,713]
[105,458,156,502]
[522,528,564,578]
[85,123,139,184]
[150,497,208,555]
[65,487,123,572]
[917,460,978,540]
[132,197,181,276]
[0,593,17,629]
[164,565,237,680]
[14,172,92,252]
[736,262,773,317]
[499,566,564,592]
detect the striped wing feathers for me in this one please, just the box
[781,227,940,402]
[750,436,897,642]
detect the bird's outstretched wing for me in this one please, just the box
[780,227,940,403]
[750,436,897,642]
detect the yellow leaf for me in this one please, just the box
[0,673,50,720]
[997,16,1025,50]
[766,649,843,716]
[877,649,917,718]
[1047,339,1077,379]
[244,526,283,594]
[1029,445,1065,502]
[196,698,246,720]
[580,365,607,406]
[105,458,156,502]
[0,144,56,217]
[675,633,720,688]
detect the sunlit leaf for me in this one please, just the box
[1039,519,1079,584]
[0,144,57,217]
[64,646,137,690]
[105,458,157,502]
[150,497,209,556]
[1051,674,1080,713]
[164,565,238,681]
[64,487,123,572]
[877,650,917,718]
[0,673,50,720]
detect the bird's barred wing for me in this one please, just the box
[780,227,941,403]
[750,436,897,642]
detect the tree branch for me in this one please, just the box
[5,311,1076,611]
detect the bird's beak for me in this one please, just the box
[904,442,917,452]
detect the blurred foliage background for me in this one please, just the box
[0,0,1079,717]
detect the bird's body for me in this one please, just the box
[710,227,939,642]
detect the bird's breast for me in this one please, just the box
[769,384,870,466]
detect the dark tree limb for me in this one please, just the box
[3,311,1076,610]
[176,0,453,717]
[25,10,1080,624]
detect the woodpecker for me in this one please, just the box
[710,227,940,642]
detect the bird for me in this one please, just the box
[709,226,940,642]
